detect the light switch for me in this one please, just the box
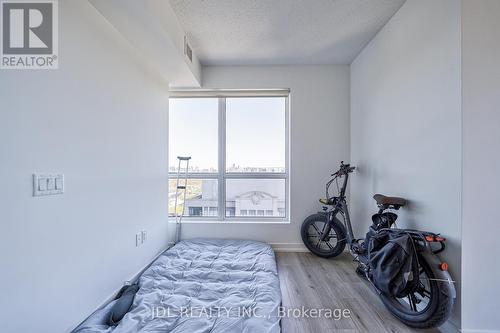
[38,177,47,191]
[47,177,55,190]
[33,173,64,196]
[55,176,63,190]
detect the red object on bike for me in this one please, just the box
[439,262,449,271]
[425,235,446,242]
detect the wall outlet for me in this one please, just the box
[135,232,142,247]
[141,230,147,244]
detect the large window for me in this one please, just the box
[168,92,289,221]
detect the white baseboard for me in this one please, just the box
[461,330,500,333]
[270,242,309,252]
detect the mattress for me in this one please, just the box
[74,238,281,333]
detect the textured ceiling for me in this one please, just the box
[169,0,406,65]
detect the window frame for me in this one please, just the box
[168,91,290,223]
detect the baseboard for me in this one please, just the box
[461,330,500,333]
[270,242,309,252]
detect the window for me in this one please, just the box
[226,207,236,217]
[169,92,289,222]
[208,207,218,216]
[189,207,202,216]
[226,98,285,172]
[168,178,218,217]
[169,98,218,173]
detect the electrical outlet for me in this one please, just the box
[135,233,142,247]
[141,230,147,244]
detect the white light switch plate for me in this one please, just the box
[33,174,64,196]
[136,233,142,247]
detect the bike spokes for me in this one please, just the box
[307,221,338,251]
[394,264,432,313]
[408,294,418,311]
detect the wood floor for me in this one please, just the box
[276,252,458,333]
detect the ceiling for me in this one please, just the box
[169,0,406,66]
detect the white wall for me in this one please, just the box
[350,0,462,327]
[0,1,169,332]
[173,65,350,250]
[461,1,500,331]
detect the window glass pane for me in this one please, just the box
[226,207,235,217]
[169,98,218,173]
[226,179,286,217]
[168,179,218,217]
[226,97,286,173]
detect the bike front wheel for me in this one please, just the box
[301,213,347,258]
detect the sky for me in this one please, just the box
[169,97,286,172]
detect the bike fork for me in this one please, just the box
[339,201,355,244]
[319,212,334,241]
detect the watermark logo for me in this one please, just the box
[151,306,352,321]
[1,0,58,69]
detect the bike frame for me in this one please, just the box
[323,171,356,246]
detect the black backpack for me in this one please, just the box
[368,229,420,298]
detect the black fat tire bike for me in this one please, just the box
[300,162,455,328]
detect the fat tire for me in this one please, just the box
[379,255,454,328]
[301,213,347,258]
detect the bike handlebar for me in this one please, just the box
[326,162,355,199]
[331,161,356,176]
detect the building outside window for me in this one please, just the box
[168,91,289,222]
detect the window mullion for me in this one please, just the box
[224,173,287,179]
[218,97,226,221]
[285,96,290,220]
[168,173,219,179]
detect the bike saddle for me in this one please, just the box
[373,194,407,208]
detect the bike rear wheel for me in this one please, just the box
[301,213,347,258]
[379,255,454,328]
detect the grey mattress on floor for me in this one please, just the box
[74,238,281,333]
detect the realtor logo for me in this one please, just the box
[1,0,58,69]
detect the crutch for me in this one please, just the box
[173,156,191,244]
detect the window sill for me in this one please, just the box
[167,219,290,224]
